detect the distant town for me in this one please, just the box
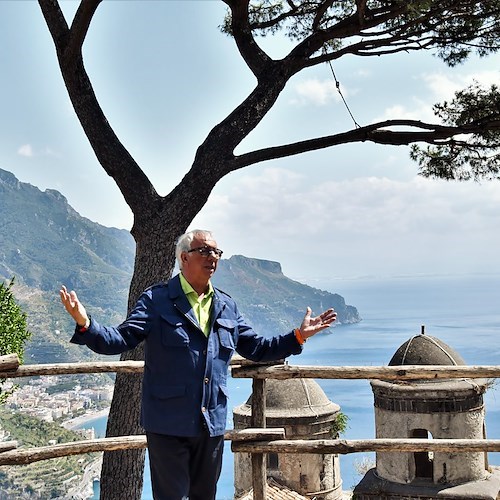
[1,376,113,441]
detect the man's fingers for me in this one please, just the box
[321,309,336,321]
[314,309,337,328]
[60,285,72,302]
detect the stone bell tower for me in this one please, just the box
[233,377,344,499]
[354,331,500,499]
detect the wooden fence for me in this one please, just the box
[2,353,500,499]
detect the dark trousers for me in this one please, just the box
[146,431,224,500]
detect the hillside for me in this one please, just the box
[0,168,135,365]
[0,168,360,365]
[0,168,134,307]
[213,255,359,335]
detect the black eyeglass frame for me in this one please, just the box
[187,246,223,258]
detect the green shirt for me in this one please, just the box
[179,272,214,336]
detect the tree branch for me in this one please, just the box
[230,119,500,171]
[283,3,413,74]
[66,0,102,59]
[38,0,70,46]
[38,0,161,227]
[225,0,272,77]
[312,0,335,32]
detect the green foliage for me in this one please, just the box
[0,277,32,403]
[222,1,500,64]
[330,411,349,437]
[430,1,500,66]
[0,278,31,362]
[411,83,500,181]
[0,409,82,447]
[0,409,98,498]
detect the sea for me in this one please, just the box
[77,273,500,499]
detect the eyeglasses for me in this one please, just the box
[187,246,223,259]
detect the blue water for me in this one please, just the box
[79,273,500,499]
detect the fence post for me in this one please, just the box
[251,378,266,500]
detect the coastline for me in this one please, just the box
[58,409,108,499]
[66,455,103,500]
[62,407,110,431]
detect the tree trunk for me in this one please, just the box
[100,370,145,499]
[99,222,179,499]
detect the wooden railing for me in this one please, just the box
[2,353,500,499]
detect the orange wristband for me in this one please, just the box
[294,328,306,345]
[77,318,90,333]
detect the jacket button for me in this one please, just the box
[201,406,206,413]
[204,378,209,384]
[203,350,207,355]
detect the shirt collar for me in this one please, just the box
[179,272,214,299]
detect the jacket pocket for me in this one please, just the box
[215,318,237,351]
[160,315,190,348]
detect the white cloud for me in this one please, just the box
[373,67,500,126]
[17,144,34,157]
[290,78,343,106]
[43,146,62,158]
[374,101,432,123]
[16,144,61,159]
[422,69,500,102]
[354,68,371,78]
[192,168,500,278]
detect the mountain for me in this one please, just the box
[0,168,360,365]
[0,167,138,365]
[213,255,359,334]
[0,168,134,308]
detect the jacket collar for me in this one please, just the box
[168,274,193,320]
[168,273,185,300]
[168,274,226,328]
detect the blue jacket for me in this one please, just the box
[70,274,303,437]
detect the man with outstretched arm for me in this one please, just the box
[60,229,337,500]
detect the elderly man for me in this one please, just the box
[60,229,336,500]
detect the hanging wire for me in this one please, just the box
[328,60,361,129]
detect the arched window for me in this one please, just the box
[412,428,433,480]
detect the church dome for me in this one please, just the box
[389,334,466,366]
[238,378,339,419]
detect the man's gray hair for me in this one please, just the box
[176,229,215,269]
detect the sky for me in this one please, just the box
[2,1,500,282]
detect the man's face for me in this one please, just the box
[181,234,221,286]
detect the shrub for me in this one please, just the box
[0,277,32,403]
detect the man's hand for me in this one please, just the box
[60,285,90,328]
[299,307,337,340]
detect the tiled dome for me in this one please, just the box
[241,378,339,418]
[388,334,466,366]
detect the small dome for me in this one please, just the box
[242,378,339,418]
[389,334,466,366]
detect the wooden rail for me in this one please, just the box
[0,360,144,378]
[2,435,499,466]
[232,438,500,454]
[231,363,500,380]
[2,354,500,500]
[0,429,285,466]
[3,358,500,380]
[0,353,20,372]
